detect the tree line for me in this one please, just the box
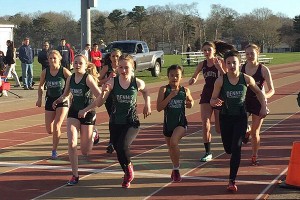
[1,3,300,53]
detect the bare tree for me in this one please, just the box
[0,3,298,53]
[206,4,238,41]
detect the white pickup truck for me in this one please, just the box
[104,40,164,77]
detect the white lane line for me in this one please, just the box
[183,175,271,185]
[255,168,288,200]
[32,127,200,200]
[0,161,273,185]
[0,161,92,172]
[4,94,298,199]
[0,139,24,141]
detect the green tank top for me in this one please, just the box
[45,67,66,98]
[110,75,138,124]
[105,63,114,78]
[164,85,186,132]
[221,73,247,116]
[69,73,92,111]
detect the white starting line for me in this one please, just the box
[0,161,274,186]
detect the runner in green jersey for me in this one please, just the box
[36,50,72,159]
[98,48,122,153]
[53,54,101,186]
[157,65,194,183]
[210,50,268,192]
[80,53,151,188]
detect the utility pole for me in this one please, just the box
[81,0,97,50]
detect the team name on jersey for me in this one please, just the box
[116,94,135,103]
[168,99,184,108]
[70,88,83,97]
[47,81,62,88]
[203,71,217,79]
[226,90,244,98]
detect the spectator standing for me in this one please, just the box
[0,51,5,76]
[4,40,21,87]
[66,43,74,70]
[90,43,102,73]
[81,44,91,61]
[186,44,191,66]
[38,41,50,71]
[57,38,71,70]
[99,39,106,52]
[18,37,34,90]
[0,52,8,96]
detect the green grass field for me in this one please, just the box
[10,52,300,85]
[137,52,300,83]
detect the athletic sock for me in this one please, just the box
[173,165,180,170]
[204,142,211,154]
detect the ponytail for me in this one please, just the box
[214,40,236,58]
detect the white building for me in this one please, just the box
[0,24,14,53]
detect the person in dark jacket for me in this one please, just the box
[57,38,71,70]
[4,40,21,87]
[186,44,191,66]
[38,41,50,71]
[18,37,34,90]
[0,51,5,76]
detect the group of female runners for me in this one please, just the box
[190,42,274,191]
[36,41,274,191]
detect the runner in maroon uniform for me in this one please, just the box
[241,43,275,165]
[189,41,234,162]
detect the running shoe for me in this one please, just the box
[67,175,79,186]
[122,163,134,188]
[171,169,182,182]
[200,153,212,162]
[2,90,8,96]
[251,156,259,166]
[266,107,270,115]
[51,150,58,159]
[93,129,100,145]
[227,180,238,192]
[106,143,115,154]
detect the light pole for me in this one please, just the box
[81,0,97,50]
[182,28,185,53]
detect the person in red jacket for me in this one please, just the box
[66,43,74,70]
[90,43,102,73]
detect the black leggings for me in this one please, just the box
[109,123,139,171]
[105,95,113,143]
[220,113,247,181]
